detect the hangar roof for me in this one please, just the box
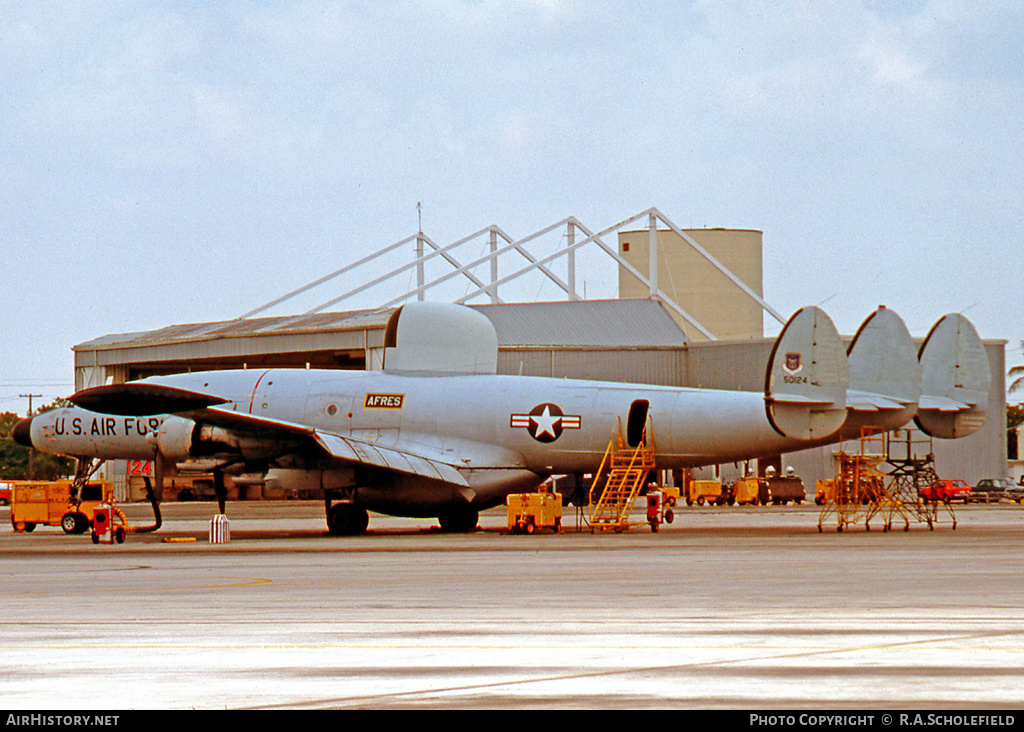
[73,299,688,366]
[75,307,393,352]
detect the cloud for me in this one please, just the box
[1,0,1022,413]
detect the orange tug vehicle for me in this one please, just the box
[10,480,109,534]
[10,480,130,543]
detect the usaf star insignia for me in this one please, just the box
[510,403,582,443]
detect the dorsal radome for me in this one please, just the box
[383,302,498,375]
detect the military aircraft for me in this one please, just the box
[14,302,989,534]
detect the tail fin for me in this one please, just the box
[765,307,848,440]
[915,313,990,439]
[843,307,921,430]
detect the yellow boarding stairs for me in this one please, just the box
[588,417,656,532]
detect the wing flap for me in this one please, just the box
[314,431,468,486]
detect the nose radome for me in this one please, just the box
[12,417,33,447]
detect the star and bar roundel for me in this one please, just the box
[510,403,582,443]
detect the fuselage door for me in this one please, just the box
[627,399,650,447]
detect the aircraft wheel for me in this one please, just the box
[438,506,478,533]
[327,504,369,536]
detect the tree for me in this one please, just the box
[0,404,75,480]
[1008,403,1024,431]
[1009,340,1024,396]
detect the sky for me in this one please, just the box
[2,0,1023,414]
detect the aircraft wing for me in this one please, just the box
[195,407,470,487]
[68,382,470,487]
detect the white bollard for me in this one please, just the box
[209,514,230,544]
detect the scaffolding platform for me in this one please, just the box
[818,428,955,532]
[884,428,956,531]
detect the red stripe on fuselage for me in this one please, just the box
[248,370,271,414]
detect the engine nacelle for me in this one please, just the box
[151,417,287,463]
[153,416,198,462]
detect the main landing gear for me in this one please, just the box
[324,502,481,535]
[437,506,478,533]
[323,486,480,535]
[326,503,370,536]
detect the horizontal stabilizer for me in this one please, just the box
[918,395,970,412]
[765,307,848,441]
[70,383,230,416]
[845,390,913,412]
[916,314,990,439]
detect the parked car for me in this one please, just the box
[919,479,972,504]
[1004,484,1024,504]
[970,478,1016,503]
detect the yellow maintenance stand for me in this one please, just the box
[587,417,656,532]
[818,431,888,532]
[882,428,955,531]
[818,428,955,532]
